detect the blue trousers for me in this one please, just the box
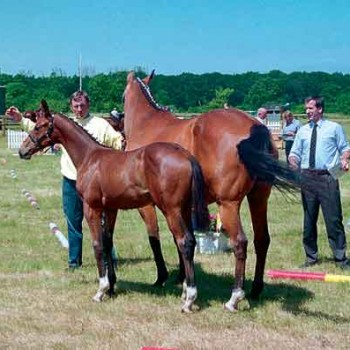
[62,177,117,268]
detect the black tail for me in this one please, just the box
[190,157,210,231]
[237,124,300,193]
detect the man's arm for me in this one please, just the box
[5,106,35,131]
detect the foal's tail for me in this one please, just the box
[237,124,301,193]
[190,157,210,231]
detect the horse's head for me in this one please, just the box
[19,100,54,159]
[123,70,155,103]
[123,69,169,115]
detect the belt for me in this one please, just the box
[301,169,330,175]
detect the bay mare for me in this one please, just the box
[18,100,208,312]
[123,71,300,311]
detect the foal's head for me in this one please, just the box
[19,100,54,159]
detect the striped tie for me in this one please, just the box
[309,124,317,169]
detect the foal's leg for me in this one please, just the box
[102,210,118,297]
[138,205,169,286]
[247,183,271,299]
[84,204,110,302]
[164,211,197,313]
[219,200,247,312]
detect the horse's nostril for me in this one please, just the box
[18,150,31,160]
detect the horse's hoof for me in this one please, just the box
[152,271,169,287]
[107,289,116,297]
[223,302,238,312]
[181,305,193,314]
[92,294,103,302]
[152,279,166,287]
[250,281,264,300]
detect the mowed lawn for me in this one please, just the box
[1,122,350,350]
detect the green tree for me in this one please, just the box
[207,87,234,109]
[243,77,282,109]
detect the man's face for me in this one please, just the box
[305,100,322,123]
[71,97,89,118]
[258,108,267,119]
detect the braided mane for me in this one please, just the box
[56,113,110,148]
[136,77,169,112]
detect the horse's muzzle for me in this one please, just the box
[18,149,32,160]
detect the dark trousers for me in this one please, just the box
[62,176,117,267]
[301,171,347,263]
[285,140,294,163]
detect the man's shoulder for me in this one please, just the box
[89,115,108,125]
[322,118,342,129]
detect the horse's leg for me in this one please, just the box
[172,236,186,285]
[219,200,247,312]
[164,210,197,313]
[84,203,109,302]
[247,183,271,299]
[138,205,169,286]
[102,210,118,297]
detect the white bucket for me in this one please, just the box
[195,232,230,254]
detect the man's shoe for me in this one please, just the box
[299,260,319,268]
[66,264,81,272]
[335,260,350,270]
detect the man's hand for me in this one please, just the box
[288,156,299,171]
[5,106,22,122]
[340,151,350,171]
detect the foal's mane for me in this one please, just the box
[56,113,110,148]
[136,77,169,112]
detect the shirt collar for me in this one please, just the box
[309,118,324,128]
[73,113,93,124]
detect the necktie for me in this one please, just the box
[309,124,317,169]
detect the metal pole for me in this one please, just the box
[79,54,82,91]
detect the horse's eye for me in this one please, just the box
[34,126,40,131]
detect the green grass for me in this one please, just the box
[1,132,350,349]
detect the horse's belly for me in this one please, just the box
[103,192,152,210]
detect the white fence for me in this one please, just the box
[7,130,28,149]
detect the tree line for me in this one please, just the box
[1,69,350,115]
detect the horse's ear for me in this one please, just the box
[40,99,50,117]
[127,71,135,83]
[143,69,155,85]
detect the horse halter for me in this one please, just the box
[29,115,55,149]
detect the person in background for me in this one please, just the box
[256,107,268,124]
[6,91,124,270]
[281,110,300,162]
[289,96,350,270]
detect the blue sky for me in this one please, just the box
[1,0,350,76]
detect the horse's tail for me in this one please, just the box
[237,124,300,193]
[190,157,210,231]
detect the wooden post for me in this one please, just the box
[2,114,7,137]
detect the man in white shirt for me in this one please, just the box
[256,107,268,125]
[6,91,123,270]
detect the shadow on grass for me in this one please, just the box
[111,261,348,322]
[73,255,350,323]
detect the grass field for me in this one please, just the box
[1,124,350,350]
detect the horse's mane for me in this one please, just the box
[56,113,110,148]
[136,77,169,112]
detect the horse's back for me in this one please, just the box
[127,108,259,203]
